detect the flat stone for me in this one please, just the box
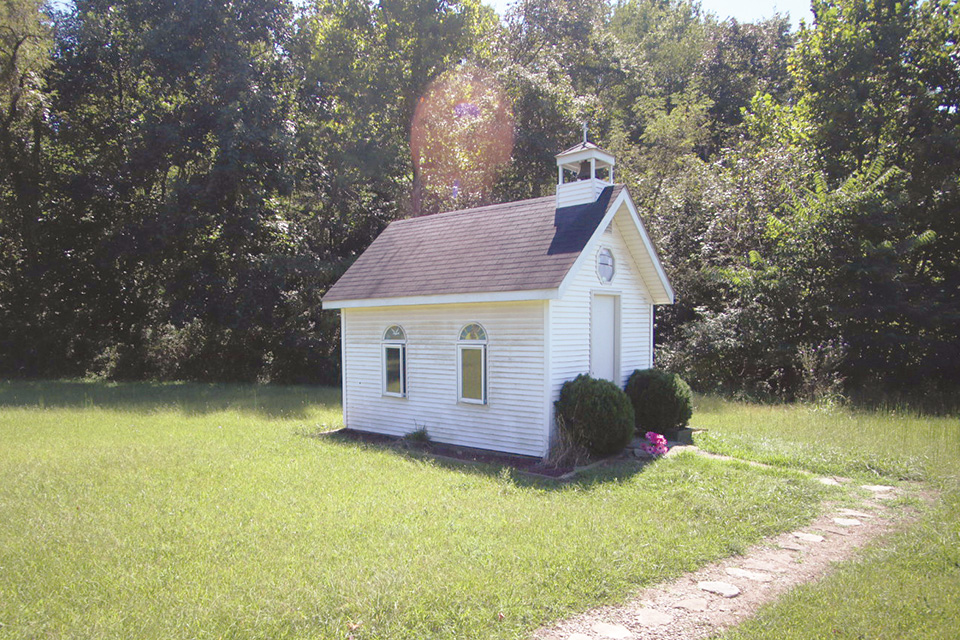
[779,541,805,551]
[664,444,695,457]
[793,531,825,543]
[567,634,593,640]
[819,477,841,486]
[837,508,876,518]
[833,517,863,527]
[819,526,850,536]
[742,559,788,573]
[726,567,774,582]
[673,597,709,612]
[699,581,741,598]
[592,622,632,639]
[634,608,674,627]
[862,484,894,492]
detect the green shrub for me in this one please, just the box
[555,374,635,456]
[405,425,430,443]
[625,369,693,435]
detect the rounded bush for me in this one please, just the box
[555,374,635,456]
[625,369,693,435]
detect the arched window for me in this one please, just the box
[457,323,487,404]
[382,325,407,397]
[383,325,406,341]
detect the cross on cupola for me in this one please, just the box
[555,130,616,208]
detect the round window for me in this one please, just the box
[597,248,615,283]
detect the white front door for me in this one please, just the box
[591,294,618,383]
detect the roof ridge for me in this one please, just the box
[392,194,556,225]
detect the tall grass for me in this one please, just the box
[692,395,960,484]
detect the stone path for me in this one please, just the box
[531,457,926,640]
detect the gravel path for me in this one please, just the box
[531,453,928,640]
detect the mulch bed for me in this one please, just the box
[321,428,577,478]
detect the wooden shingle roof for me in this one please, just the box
[322,185,624,305]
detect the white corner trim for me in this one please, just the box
[322,288,559,310]
[620,192,675,304]
[339,311,348,428]
[649,303,656,368]
[542,300,553,458]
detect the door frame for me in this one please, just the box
[589,290,621,384]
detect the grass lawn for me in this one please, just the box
[0,381,828,640]
[691,396,960,640]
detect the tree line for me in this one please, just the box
[1,0,957,402]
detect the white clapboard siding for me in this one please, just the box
[342,301,547,457]
[549,203,653,411]
[556,178,613,208]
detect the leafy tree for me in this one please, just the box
[697,16,793,152]
[22,0,312,381]
[0,0,52,373]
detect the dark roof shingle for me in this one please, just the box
[323,186,623,303]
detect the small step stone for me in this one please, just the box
[819,526,850,536]
[837,508,876,518]
[793,531,825,543]
[592,622,632,639]
[833,517,863,527]
[634,608,673,627]
[742,559,788,573]
[726,567,774,583]
[673,597,709,612]
[819,477,842,486]
[779,541,805,551]
[862,484,894,493]
[699,581,741,598]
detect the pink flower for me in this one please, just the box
[641,433,670,457]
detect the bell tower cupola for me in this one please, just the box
[556,128,615,208]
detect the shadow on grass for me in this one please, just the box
[311,427,654,491]
[0,379,341,419]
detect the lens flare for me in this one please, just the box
[410,65,514,214]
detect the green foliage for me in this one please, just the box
[405,425,431,443]
[653,0,960,399]
[625,369,693,434]
[555,374,635,456]
[0,0,957,401]
[0,0,53,363]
